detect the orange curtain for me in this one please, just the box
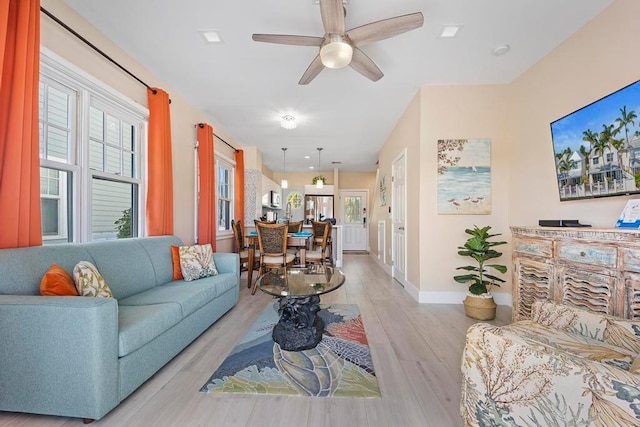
[0,0,42,249]
[146,87,174,236]
[196,123,216,249]
[234,149,244,226]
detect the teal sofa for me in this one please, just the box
[0,236,239,421]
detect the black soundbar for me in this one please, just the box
[538,220,591,227]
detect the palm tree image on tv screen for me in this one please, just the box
[550,80,640,201]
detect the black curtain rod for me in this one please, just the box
[197,123,238,152]
[40,7,170,102]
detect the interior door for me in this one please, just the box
[392,152,406,282]
[339,190,368,251]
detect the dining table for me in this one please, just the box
[245,230,313,287]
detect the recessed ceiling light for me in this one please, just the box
[439,25,462,38]
[309,166,314,169]
[492,44,511,56]
[304,156,310,159]
[199,30,222,43]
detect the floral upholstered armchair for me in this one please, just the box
[461,300,640,426]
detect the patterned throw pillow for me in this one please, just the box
[73,261,113,297]
[179,244,218,282]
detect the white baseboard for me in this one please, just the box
[417,291,513,307]
[368,253,512,307]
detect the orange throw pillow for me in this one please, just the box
[171,245,183,280]
[40,264,78,296]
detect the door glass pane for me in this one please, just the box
[344,196,362,223]
[92,178,135,240]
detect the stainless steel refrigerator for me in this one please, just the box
[304,195,334,224]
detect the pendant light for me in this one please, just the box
[281,147,288,189]
[316,147,324,189]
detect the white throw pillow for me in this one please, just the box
[179,243,219,282]
[73,261,113,297]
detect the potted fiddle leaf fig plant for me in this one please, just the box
[454,225,507,320]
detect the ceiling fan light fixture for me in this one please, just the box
[281,115,297,130]
[320,35,353,69]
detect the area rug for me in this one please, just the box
[200,303,380,398]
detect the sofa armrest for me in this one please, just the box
[461,323,640,426]
[0,295,119,420]
[213,252,239,277]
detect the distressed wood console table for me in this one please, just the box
[511,226,640,322]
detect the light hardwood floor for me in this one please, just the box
[0,254,511,427]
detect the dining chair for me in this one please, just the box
[252,221,295,295]
[309,221,333,266]
[286,220,303,233]
[231,220,260,288]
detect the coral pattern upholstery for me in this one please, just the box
[461,300,640,426]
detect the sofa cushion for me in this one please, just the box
[40,264,78,296]
[503,320,636,370]
[73,261,113,298]
[118,272,237,318]
[117,303,182,357]
[179,244,218,282]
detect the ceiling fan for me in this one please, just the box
[252,0,424,85]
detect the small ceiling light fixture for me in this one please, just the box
[439,25,462,38]
[316,147,324,189]
[281,115,297,130]
[492,43,511,56]
[320,35,353,69]
[281,147,288,189]
[199,30,222,43]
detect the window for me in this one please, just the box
[606,153,614,163]
[39,49,147,243]
[216,156,234,233]
[593,157,600,165]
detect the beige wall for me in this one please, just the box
[375,0,638,304]
[420,85,510,297]
[41,0,242,246]
[373,92,421,285]
[508,0,640,227]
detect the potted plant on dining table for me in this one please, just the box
[454,225,507,321]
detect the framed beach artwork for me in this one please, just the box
[437,138,491,214]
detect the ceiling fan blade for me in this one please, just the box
[320,0,345,34]
[346,12,424,46]
[252,34,324,46]
[349,48,383,82]
[299,55,324,85]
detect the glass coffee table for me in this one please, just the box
[257,264,346,351]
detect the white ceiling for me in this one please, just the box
[62,0,612,173]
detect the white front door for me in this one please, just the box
[392,151,407,283]
[339,190,368,251]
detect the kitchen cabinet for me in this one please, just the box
[511,226,640,322]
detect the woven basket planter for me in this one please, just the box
[463,294,496,321]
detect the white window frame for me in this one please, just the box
[40,47,149,242]
[215,152,235,238]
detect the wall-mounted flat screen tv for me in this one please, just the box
[550,80,640,201]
